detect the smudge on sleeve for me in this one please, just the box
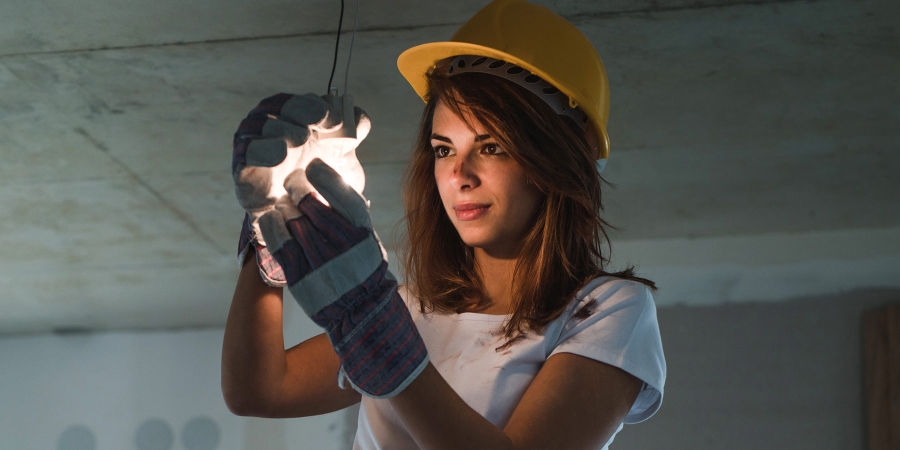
[573,299,598,321]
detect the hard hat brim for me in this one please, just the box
[397,41,610,160]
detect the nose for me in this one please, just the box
[449,153,480,192]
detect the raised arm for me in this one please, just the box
[222,91,371,417]
[221,251,360,417]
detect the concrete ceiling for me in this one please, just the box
[1,0,897,334]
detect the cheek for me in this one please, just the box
[498,166,533,199]
[505,172,543,220]
[516,186,542,219]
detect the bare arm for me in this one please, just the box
[388,354,643,450]
[221,253,361,417]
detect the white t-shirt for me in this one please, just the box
[353,276,666,450]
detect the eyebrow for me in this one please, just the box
[430,133,492,143]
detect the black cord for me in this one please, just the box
[344,0,360,95]
[327,0,345,93]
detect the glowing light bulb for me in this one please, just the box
[251,93,369,248]
[315,137,366,194]
[280,93,369,197]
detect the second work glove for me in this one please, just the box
[258,159,429,398]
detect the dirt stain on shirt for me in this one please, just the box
[573,299,598,321]
[494,334,526,353]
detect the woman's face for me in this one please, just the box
[432,101,543,258]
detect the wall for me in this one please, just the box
[615,288,900,450]
[0,299,357,450]
[5,288,897,449]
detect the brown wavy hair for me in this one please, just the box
[398,70,655,339]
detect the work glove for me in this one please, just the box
[232,93,370,286]
[258,159,429,398]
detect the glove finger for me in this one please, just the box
[245,138,287,167]
[260,207,315,284]
[273,195,309,246]
[238,93,309,139]
[291,195,371,268]
[261,118,311,147]
[234,164,276,212]
[281,168,372,265]
[282,168,369,250]
[274,194,302,217]
[233,92,318,173]
[236,118,308,169]
[258,209,293,254]
[283,168,317,206]
[281,93,340,131]
[233,116,269,172]
[306,159,371,229]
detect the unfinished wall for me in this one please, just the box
[0,298,357,450]
[4,289,895,449]
[615,288,900,450]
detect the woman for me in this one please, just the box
[222,1,666,449]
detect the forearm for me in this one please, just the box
[221,254,287,415]
[388,363,514,450]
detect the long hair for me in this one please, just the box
[399,70,655,339]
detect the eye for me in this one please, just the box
[481,143,504,155]
[433,145,451,158]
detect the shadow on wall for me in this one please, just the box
[58,416,220,450]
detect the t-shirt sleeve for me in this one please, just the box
[548,278,666,424]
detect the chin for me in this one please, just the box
[455,229,493,249]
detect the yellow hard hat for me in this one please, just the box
[397,0,611,162]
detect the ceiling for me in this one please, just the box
[0,0,897,334]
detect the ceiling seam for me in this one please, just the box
[72,127,229,257]
[0,0,821,60]
[0,22,462,60]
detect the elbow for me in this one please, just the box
[224,393,277,417]
[222,383,273,417]
[222,389,255,417]
[223,395,258,417]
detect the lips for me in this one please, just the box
[453,203,490,221]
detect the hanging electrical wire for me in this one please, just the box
[319,0,362,142]
[344,0,361,95]
[327,0,345,93]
